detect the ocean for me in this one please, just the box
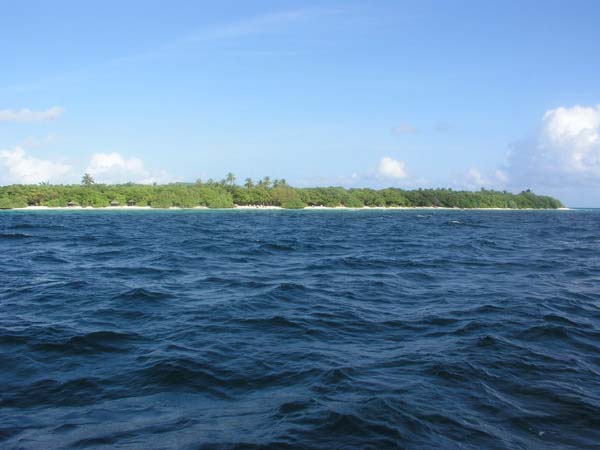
[1,209,599,449]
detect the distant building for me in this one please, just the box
[67,201,79,207]
[127,200,136,207]
[110,200,120,207]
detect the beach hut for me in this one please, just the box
[110,200,120,207]
[127,199,136,207]
[67,201,79,207]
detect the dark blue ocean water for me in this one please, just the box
[1,210,599,450]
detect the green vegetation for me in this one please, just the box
[0,175,563,209]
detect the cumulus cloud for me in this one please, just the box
[507,104,600,187]
[0,106,64,122]
[377,156,407,179]
[461,167,508,189]
[86,152,167,184]
[0,147,71,184]
[465,167,487,187]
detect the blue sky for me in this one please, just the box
[1,1,599,206]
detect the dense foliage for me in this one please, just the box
[0,175,563,209]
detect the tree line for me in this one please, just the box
[0,173,563,209]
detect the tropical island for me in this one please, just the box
[0,173,563,210]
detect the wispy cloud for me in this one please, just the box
[191,9,319,41]
[433,121,453,133]
[0,106,64,123]
[20,134,59,148]
[392,122,418,134]
[2,8,342,93]
[114,8,341,64]
[392,121,457,136]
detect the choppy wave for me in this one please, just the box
[1,209,600,449]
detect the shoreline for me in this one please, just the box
[2,205,572,211]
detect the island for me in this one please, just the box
[0,173,563,210]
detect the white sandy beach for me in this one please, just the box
[7,205,571,211]
[233,205,283,210]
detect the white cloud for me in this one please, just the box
[495,169,509,183]
[465,167,487,186]
[86,152,167,184]
[507,104,600,186]
[0,106,64,122]
[543,105,600,144]
[458,167,509,190]
[377,156,407,179]
[0,147,71,184]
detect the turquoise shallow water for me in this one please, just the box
[1,209,599,449]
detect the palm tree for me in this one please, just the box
[244,178,254,189]
[261,176,271,189]
[82,173,95,186]
[225,172,236,187]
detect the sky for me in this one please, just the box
[1,0,600,206]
